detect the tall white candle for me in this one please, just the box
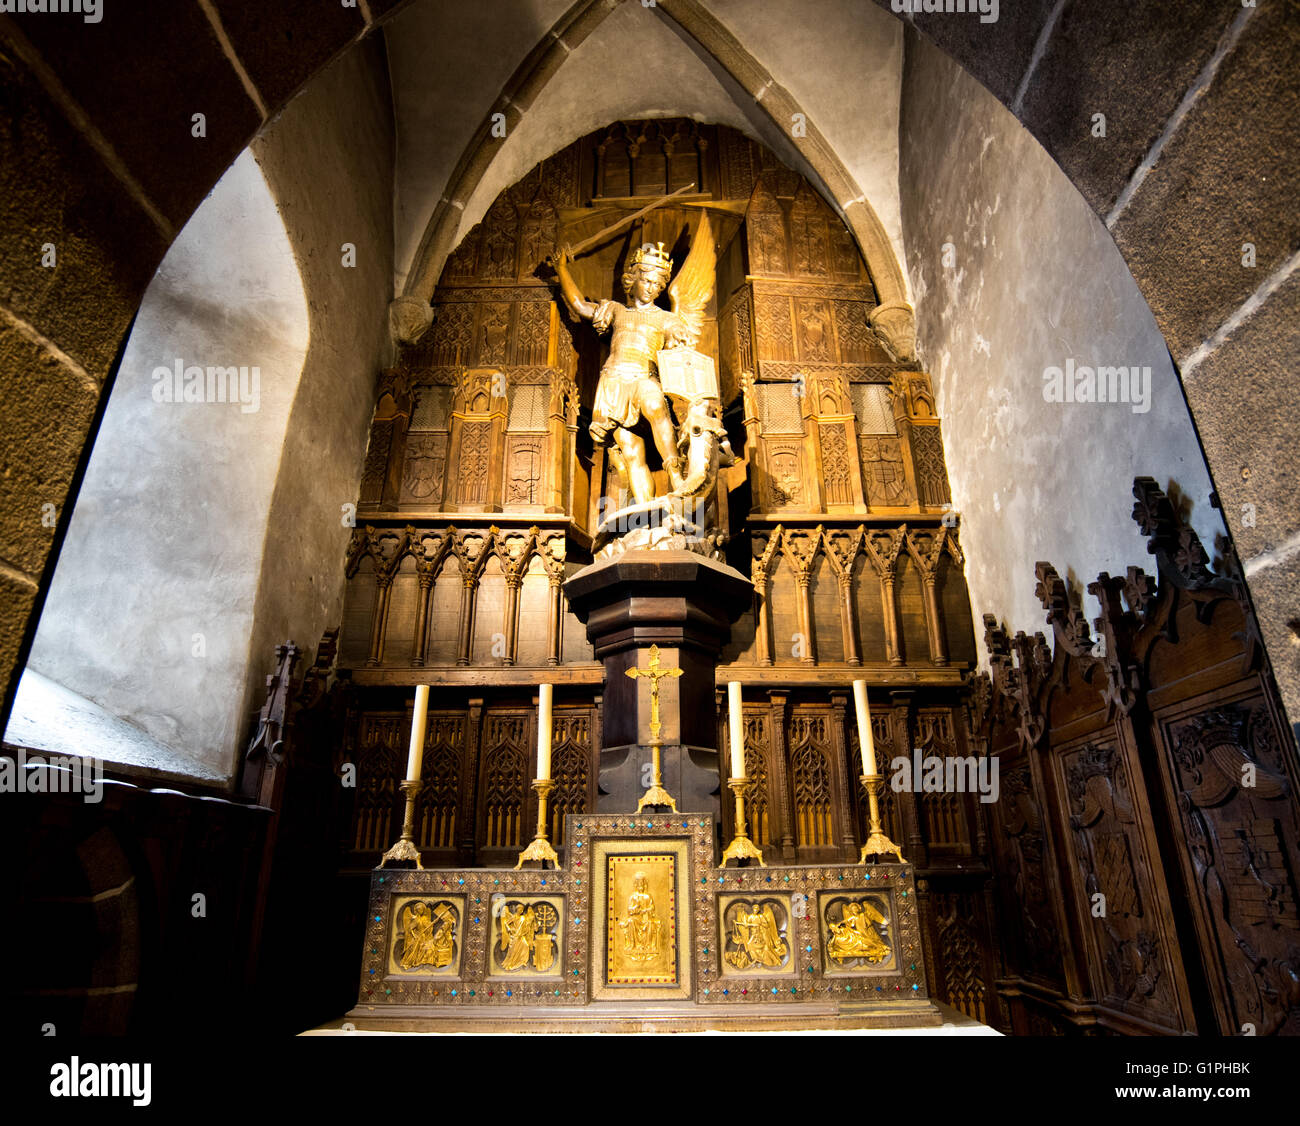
[537,683,554,780]
[852,679,877,776]
[406,684,430,781]
[728,681,745,779]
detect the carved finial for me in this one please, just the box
[1034,562,1093,656]
[1132,477,1222,592]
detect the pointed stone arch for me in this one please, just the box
[393,0,914,359]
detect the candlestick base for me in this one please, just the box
[720,832,764,867]
[636,783,678,813]
[858,773,907,865]
[514,835,560,869]
[377,837,423,870]
[858,830,905,865]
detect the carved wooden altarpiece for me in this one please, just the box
[323,120,983,1031]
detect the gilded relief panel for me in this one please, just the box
[487,895,565,978]
[718,895,793,976]
[818,891,896,975]
[387,895,464,977]
[590,838,692,1000]
[607,854,676,985]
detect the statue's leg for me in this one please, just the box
[640,383,684,491]
[616,428,654,505]
[605,445,631,502]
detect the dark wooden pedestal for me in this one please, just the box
[563,550,753,817]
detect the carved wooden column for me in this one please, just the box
[865,528,905,666]
[821,529,862,666]
[767,690,796,863]
[907,528,950,667]
[916,878,938,997]
[502,572,523,666]
[547,570,563,666]
[753,580,774,666]
[412,569,435,667]
[457,697,485,865]
[838,572,860,666]
[881,571,903,665]
[545,362,572,514]
[367,573,393,667]
[793,573,816,665]
[564,396,580,517]
[921,572,947,666]
[739,370,763,511]
[781,529,819,666]
[891,691,926,867]
[456,575,478,666]
[829,691,857,861]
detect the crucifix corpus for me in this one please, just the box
[625,644,683,812]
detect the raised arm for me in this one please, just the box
[553,246,598,321]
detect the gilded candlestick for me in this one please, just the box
[515,778,560,869]
[858,773,906,865]
[720,776,764,866]
[378,778,424,869]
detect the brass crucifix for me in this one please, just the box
[625,644,683,812]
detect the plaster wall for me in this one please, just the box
[240,37,397,775]
[898,30,1225,663]
[26,150,310,773]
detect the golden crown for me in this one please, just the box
[630,241,672,274]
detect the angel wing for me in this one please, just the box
[762,904,787,956]
[668,213,716,343]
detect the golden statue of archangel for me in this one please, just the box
[554,213,732,512]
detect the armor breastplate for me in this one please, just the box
[608,306,665,365]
